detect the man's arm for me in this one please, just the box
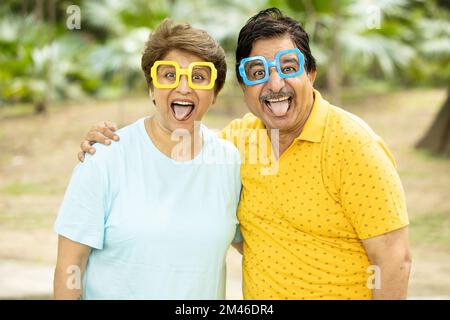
[362,226,412,300]
[78,121,120,162]
[54,236,92,300]
[77,115,249,162]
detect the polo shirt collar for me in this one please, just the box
[296,89,329,143]
[253,89,330,142]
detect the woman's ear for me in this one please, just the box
[149,88,155,105]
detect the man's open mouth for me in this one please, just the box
[170,100,195,121]
[264,96,292,117]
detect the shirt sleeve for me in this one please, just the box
[54,155,110,249]
[341,141,409,239]
[218,117,244,144]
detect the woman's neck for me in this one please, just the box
[144,117,203,161]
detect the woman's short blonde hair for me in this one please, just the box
[141,18,227,95]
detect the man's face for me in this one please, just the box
[240,35,316,133]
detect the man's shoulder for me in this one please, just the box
[326,105,381,146]
[325,105,396,166]
[203,125,241,163]
[226,113,262,131]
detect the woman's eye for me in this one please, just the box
[165,72,176,79]
[192,74,204,81]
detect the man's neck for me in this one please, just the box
[269,94,315,158]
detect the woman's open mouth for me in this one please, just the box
[264,96,292,117]
[171,100,195,121]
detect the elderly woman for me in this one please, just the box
[53,19,242,299]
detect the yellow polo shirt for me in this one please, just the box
[219,90,409,299]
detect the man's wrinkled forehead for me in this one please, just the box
[248,35,297,60]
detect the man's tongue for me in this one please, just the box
[268,100,289,116]
[173,105,193,121]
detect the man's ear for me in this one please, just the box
[239,82,246,92]
[308,69,317,85]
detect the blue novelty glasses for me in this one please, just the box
[238,48,305,86]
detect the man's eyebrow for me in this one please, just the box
[246,60,265,69]
[280,57,299,64]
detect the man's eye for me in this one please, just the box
[165,72,176,79]
[253,70,265,79]
[283,66,297,73]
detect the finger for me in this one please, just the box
[104,121,118,132]
[104,122,120,141]
[93,121,119,141]
[99,126,119,141]
[81,140,96,154]
[86,130,111,146]
[77,151,85,163]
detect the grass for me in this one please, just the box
[0,210,55,230]
[414,148,450,162]
[0,182,55,196]
[0,103,35,119]
[410,211,450,246]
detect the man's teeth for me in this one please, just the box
[266,96,290,103]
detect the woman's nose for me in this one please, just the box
[176,75,192,94]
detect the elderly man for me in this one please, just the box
[76,8,411,299]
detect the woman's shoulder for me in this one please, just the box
[84,118,145,166]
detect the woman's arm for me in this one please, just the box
[231,242,243,255]
[54,235,92,300]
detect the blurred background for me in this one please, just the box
[0,0,449,299]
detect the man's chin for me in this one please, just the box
[262,108,293,129]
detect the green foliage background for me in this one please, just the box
[0,0,448,111]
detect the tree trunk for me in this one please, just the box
[326,0,342,104]
[34,0,43,20]
[34,101,47,114]
[416,88,450,156]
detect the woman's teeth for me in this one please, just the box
[171,101,195,121]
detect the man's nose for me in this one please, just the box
[266,68,285,92]
[176,75,191,94]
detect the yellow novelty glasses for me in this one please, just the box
[150,61,217,90]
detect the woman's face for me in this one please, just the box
[150,49,217,134]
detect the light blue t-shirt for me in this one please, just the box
[55,118,242,299]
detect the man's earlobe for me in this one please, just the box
[308,70,317,85]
